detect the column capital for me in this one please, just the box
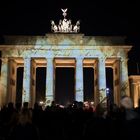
[75,57,84,60]
[46,57,53,59]
[132,82,138,85]
[1,57,8,63]
[46,58,54,63]
[98,57,106,62]
[46,58,54,65]
[120,57,128,62]
[23,57,31,60]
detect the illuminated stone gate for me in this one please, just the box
[0,34,132,108]
[0,9,132,108]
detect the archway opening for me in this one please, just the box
[55,67,75,106]
[83,67,94,102]
[16,67,23,104]
[106,68,114,105]
[35,67,46,103]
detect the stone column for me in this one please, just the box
[138,83,140,106]
[22,58,31,105]
[8,59,17,104]
[98,57,107,105]
[0,58,8,107]
[132,83,139,108]
[120,57,130,97]
[94,60,99,106]
[113,60,120,106]
[46,58,54,105]
[30,59,36,108]
[75,58,84,102]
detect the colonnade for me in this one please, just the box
[0,57,130,108]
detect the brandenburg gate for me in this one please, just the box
[0,9,132,108]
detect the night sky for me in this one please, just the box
[0,0,140,104]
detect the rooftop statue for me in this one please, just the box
[51,8,80,33]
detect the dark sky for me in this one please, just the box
[0,0,140,75]
[0,1,139,35]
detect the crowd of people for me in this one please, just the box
[0,96,140,140]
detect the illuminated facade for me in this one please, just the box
[0,9,134,108]
[0,34,132,108]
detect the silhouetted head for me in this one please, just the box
[15,103,22,111]
[120,96,133,109]
[23,102,28,109]
[8,102,14,109]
